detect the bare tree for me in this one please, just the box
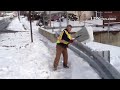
[29,11,33,42]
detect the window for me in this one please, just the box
[95,11,103,17]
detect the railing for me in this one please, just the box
[69,41,120,79]
[39,20,120,79]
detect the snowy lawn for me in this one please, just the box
[0,17,100,79]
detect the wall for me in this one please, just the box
[39,28,57,43]
[94,31,120,46]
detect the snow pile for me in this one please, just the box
[85,42,120,72]
[0,31,52,79]
[7,17,25,31]
[0,17,51,79]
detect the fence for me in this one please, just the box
[94,31,120,46]
[94,50,110,63]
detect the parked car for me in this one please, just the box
[36,20,43,26]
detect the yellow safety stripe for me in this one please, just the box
[64,30,72,40]
[56,30,72,44]
[57,31,64,40]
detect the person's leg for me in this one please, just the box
[53,45,63,70]
[62,48,69,68]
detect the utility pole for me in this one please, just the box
[18,11,20,21]
[29,11,33,42]
[107,16,110,44]
[49,11,51,27]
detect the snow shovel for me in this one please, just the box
[74,26,93,42]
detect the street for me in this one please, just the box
[0,17,13,33]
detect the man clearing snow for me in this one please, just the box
[53,25,75,70]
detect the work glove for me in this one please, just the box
[60,40,67,43]
[69,40,74,43]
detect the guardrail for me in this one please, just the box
[69,41,120,79]
[39,25,120,79]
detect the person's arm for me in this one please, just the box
[62,31,75,43]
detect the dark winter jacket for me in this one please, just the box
[57,29,71,48]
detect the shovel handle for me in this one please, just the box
[75,35,81,39]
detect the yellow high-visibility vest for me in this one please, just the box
[56,30,72,44]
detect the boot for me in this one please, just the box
[53,67,57,71]
[53,64,57,71]
[63,64,69,68]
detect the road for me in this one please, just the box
[0,17,13,33]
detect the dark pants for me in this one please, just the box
[54,45,68,68]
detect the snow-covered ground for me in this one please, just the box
[0,17,100,79]
[7,17,25,31]
[85,42,120,72]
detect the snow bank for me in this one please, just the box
[7,17,25,31]
[85,42,120,72]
